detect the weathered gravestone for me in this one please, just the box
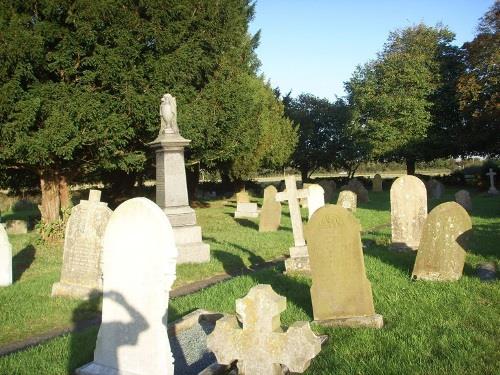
[307,184,325,220]
[347,178,369,203]
[306,205,383,328]
[372,174,383,192]
[236,190,250,203]
[149,93,210,264]
[426,179,444,199]
[76,197,177,375]
[207,284,322,375]
[337,190,357,212]
[0,224,12,287]
[455,189,472,212]
[234,202,259,219]
[276,176,310,272]
[486,168,498,194]
[412,202,472,281]
[5,219,28,234]
[259,186,281,232]
[318,179,336,203]
[390,175,427,251]
[52,190,112,299]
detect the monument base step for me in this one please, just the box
[164,206,197,227]
[51,282,101,300]
[76,362,139,375]
[284,256,310,273]
[313,314,384,329]
[177,242,210,264]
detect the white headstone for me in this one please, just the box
[0,225,12,287]
[486,168,498,194]
[307,184,325,220]
[76,198,177,375]
[235,202,259,218]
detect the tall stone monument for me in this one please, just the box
[149,93,210,263]
[306,205,383,328]
[307,184,325,220]
[390,175,427,251]
[412,202,472,281]
[207,284,322,375]
[52,190,112,299]
[486,168,498,194]
[259,186,281,232]
[76,198,177,375]
[0,224,12,287]
[276,176,309,272]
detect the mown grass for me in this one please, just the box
[0,188,498,374]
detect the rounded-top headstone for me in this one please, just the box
[455,189,472,212]
[337,190,357,212]
[390,175,427,251]
[258,185,281,232]
[307,184,325,220]
[0,225,12,286]
[373,174,383,192]
[412,201,472,281]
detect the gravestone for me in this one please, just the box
[234,202,259,219]
[347,178,369,203]
[337,190,357,212]
[412,202,472,281]
[236,190,250,203]
[0,225,12,287]
[76,197,177,375]
[372,174,383,192]
[455,189,472,212]
[306,205,383,328]
[307,184,325,220]
[52,190,112,299]
[318,180,336,203]
[486,168,498,194]
[426,179,444,199]
[276,176,310,272]
[390,175,427,251]
[259,186,281,232]
[5,220,28,234]
[207,284,322,375]
[149,93,210,263]
[300,183,311,208]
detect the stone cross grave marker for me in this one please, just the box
[390,175,427,251]
[259,185,281,232]
[486,168,498,194]
[76,198,178,375]
[52,190,112,299]
[306,205,383,328]
[307,184,325,220]
[337,190,357,212]
[373,174,383,192]
[455,189,472,212]
[412,202,472,281]
[0,224,12,287]
[207,284,322,375]
[276,175,310,272]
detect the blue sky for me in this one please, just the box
[249,0,494,100]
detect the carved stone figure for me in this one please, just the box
[159,93,179,135]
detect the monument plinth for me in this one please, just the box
[149,94,210,264]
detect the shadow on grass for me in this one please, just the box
[364,239,417,277]
[234,218,259,231]
[12,245,36,282]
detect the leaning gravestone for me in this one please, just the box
[0,225,12,287]
[455,189,472,212]
[259,186,281,232]
[207,284,322,375]
[276,176,310,272]
[426,179,444,199]
[412,202,472,281]
[76,197,177,375]
[306,205,383,328]
[52,190,112,299]
[307,184,325,220]
[337,190,357,212]
[390,175,427,251]
[318,180,336,203]
[372,174,383,192]
[347,178,369,203]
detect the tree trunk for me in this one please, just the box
[39,170,61,224]
[300,168,309,183]
[58,174,71,211]
[406,159,416,175]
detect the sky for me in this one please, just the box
[249,0,494,101]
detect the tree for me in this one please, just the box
[0,0,295,222]
[457,2,500,156]
[346,24,461,174]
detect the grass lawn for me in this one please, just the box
[0,188,498,374]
